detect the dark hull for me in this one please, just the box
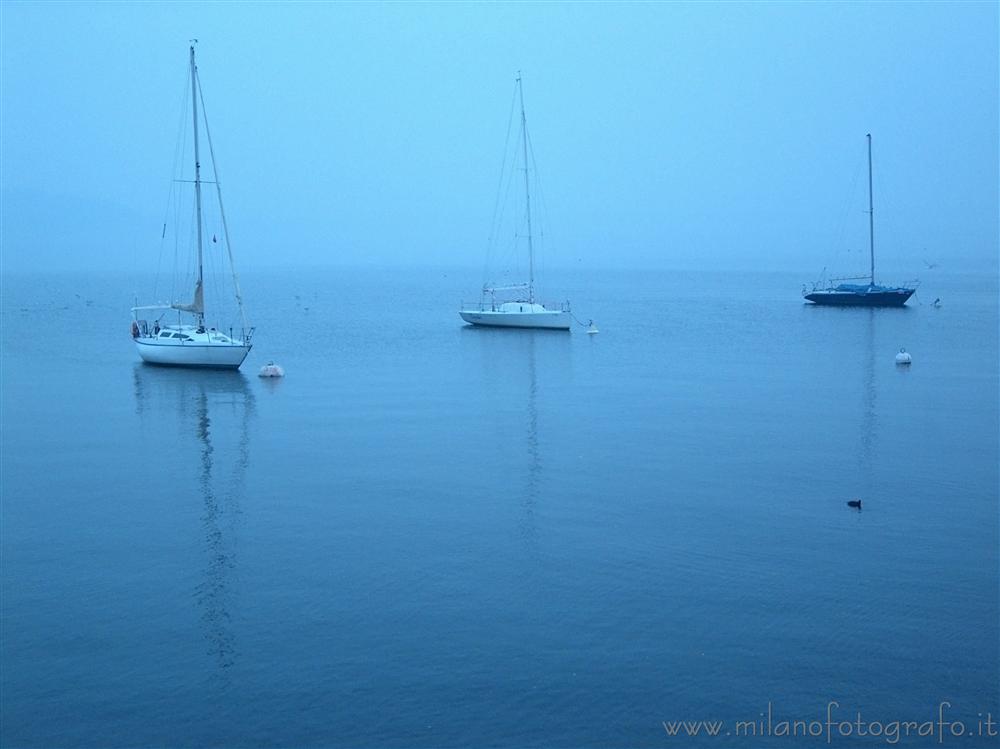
[805,289,914,307]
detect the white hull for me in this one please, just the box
[460,309,571,330]
[135,339,251,369]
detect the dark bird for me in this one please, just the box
[847,499,862,509]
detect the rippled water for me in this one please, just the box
[2,267,997,747]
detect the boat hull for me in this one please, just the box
[459,309,571,330]
[804,289,915,307]
[135,339,252,369]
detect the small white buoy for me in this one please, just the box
[259,361,285,378]
[895,348,912,365]
[586,319,599,335]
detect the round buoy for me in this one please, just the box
[259,361,285,378]
[895,348,912,365]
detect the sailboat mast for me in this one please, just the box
[867,133,875,286]
[190,43,205,324]
[517,72,534,304]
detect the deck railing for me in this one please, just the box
[460,300,571,312]
[806,276,920,293]
[131,318,255,345]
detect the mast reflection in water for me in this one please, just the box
[523,334,541,542]
[859,309,877,486]
[132,365,255,677]
[461,326,571,549]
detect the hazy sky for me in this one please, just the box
[2,1,997,274]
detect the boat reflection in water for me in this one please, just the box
[462,327,571,547]
[859,309,877,487]
[523,334,541,542]
[132,365,255,678]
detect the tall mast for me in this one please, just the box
[867,133,875,286]
[517,72,534,304]
[190,43,205,324]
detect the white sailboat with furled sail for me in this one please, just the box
[460,73,572,330]
[131,43,253,369]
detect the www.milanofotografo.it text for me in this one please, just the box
[662,701,997,744]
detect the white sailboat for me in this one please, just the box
[131,44,253,369]
[460,74,572,331]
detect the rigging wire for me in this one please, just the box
[183,197,197,305]
[481,76,559,303]
[813,148,865,285]
[484,82,519,283]
[526,127,551,290]
[196,66,249,331]
[833,153,865,253]
[157,71,191,304]
[872,150,909,281]
[492,124,523,284]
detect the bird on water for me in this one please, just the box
[847,499,863,509]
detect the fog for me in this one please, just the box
[2,1,997,275]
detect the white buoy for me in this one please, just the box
[259,361,285,378]
[586,319,599,335]
[895,348,912,365]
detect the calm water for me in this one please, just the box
[2,267,997,748]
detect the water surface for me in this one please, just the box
[2,267,997,747]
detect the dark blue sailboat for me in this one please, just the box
[804,134,917,307]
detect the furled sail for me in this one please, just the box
[172,279,204,315]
